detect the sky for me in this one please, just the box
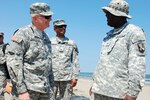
[0,0,149,74]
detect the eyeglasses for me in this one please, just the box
[40,15,52,19]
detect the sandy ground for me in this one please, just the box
[72,78,150,100]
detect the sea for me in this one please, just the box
[79,72,150,84]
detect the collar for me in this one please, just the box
[30,24,43,33]
[107,22,129,36]
[56,36,69,44]
[30,24,45,38]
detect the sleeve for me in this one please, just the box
[72,44,80,79]
[0,56,6,64]
[49,62,54,92]
[127,28,146,97]
[48,44,54,92]
[0,45,6,64]
[6,31,27,94]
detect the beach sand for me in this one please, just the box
[72,78,92,100]
[72,78,150,100]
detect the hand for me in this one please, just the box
[71,79,77,87]
[19,92,30,100]
[124,95,136,100]
[89,86,92,96]
[5,80,12,94]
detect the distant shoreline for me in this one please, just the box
[79,72,150,84]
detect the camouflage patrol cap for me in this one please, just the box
[30,2,53,16]
[102,0,132,18]
[53,19,67,26]
[0,32,4,36]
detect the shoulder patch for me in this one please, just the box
[137,43,145,53]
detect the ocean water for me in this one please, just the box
[79,72,93,79]
[79,72,150,84]
[145,74,150,84]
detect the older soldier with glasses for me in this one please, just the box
[51,19,80,100]
[6,2,54,100]
[90,0,146,100]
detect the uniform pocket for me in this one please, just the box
[107,38,119,54]
[65,46,73,57]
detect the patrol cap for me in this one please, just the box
[0,32,4,36]
[53,19,67,26]
[30,2,53,16]
[102,0,132,19]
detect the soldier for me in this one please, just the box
[0,32,13,100]
[6,2,54,100]
[90,0,146,100]
[51,19,80,100]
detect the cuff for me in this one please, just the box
[127,88,140,97]
[127,80,144,97]
[17,83,27,94]
[72,74,79,80]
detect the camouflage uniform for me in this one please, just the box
[0,43,7,100]
[6,24,54,100]
[92,0,146,100]
[0,32,15,100]
[51,36,80,100]
[51,20,80,100]
[51,36,79,81]
[92,22,146,99]
[94,93,123,100]
[6,2,54,100]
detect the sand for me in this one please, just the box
[72,78,92,100]
[72,78,150,100]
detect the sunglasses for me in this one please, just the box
[40,15,52,19]
[0,35,3,38]
[56,25,67,28]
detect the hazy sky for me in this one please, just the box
[0,0,149,73]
